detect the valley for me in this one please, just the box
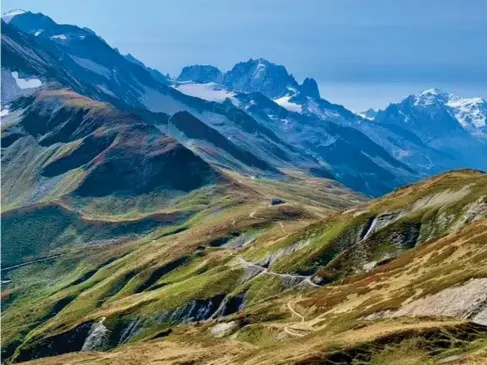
[1,8,487,365]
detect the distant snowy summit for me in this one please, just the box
[412,88,487,135]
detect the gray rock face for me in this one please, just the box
[176,65,223,84]
[210,321,239,338]
[452,196,487,231]
[118,317,143,345]
[1,69,24,107]
[81,318,110,351]
[361,212,402,241]
[391,278,487,324]
[256,239,312,268]
[116,294,236,345]
[210,292,245,320]
[299,78,320,99]
[156,294,226,325]
[223,58,299,99]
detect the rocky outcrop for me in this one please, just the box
[210,292,245,320]
[360,212,402,241]
[81,317,110,351]
[118,317,144,345]
[115,294,241,345]
[411,186,472,212]
[452,196,487,231]
[156,294,226,325]
[380,278,487,325]
[13,323,93,362]
[210,321,239,338]
[256,239,312,268]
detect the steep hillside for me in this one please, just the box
[2,170,486,364]
[2,16,336,186]
[2,13,424,196]
[1,90,221,209]
[1,90,228,269]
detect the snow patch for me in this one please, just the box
[11,72,42,89]
[447,95,487,129]
[413,88,449,107]
[1,109,10,117]
[274,96,302,113]
[358,108,378,120]
[175,82,238,105]
[412,89,487,134]
[395,150,413,159]
[51,34,68,41]
[34,30,43,36]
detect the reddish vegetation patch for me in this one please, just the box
[1,289,15,302]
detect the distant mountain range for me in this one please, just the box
[2,9,487,199]
[173,62,487,181]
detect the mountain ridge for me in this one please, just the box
[2,11,422,196]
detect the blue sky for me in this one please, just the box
[3,0,487,111]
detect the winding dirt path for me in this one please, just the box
[284,299,312,337]
[287,301,304,322]
[236,256,322,289]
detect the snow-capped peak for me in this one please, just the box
[419,88,444,96]
[413,88,451,106]
[406,88,487,135]
[446,95,487,130]
[2,9,26,23]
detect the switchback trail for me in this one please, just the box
[236,256,321,288]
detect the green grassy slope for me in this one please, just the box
[3,170,487,364]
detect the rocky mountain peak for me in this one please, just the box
[413,88,451,107]
[299,77,320,99]
[176,65,223,84]
[222,58,299,99]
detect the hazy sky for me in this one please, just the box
[3,0,487,111]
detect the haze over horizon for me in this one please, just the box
[3,0,487,111]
